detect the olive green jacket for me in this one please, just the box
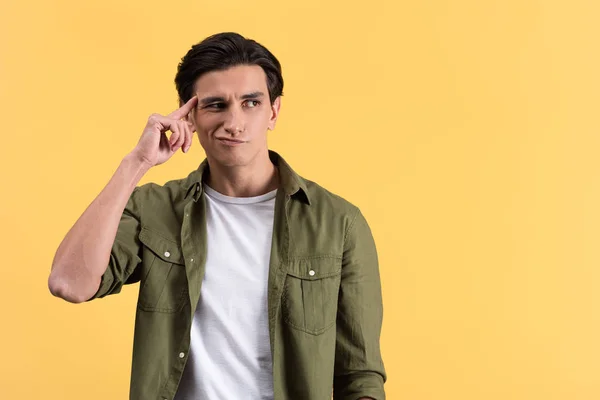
[87,150,386,400]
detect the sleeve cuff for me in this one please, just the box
[334,372,386,400]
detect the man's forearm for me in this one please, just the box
[48,153,151,303]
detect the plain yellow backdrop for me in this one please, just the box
[1,0,599,399]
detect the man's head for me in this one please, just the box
[175,32,284,167]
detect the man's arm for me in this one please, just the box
[48,153,151,303]
[48,96,198,303]
[333,208,387,400]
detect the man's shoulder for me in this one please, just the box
[300,175,359,217]
[291,176,364,254]
[132,174,195,209]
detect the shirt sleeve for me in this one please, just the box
[85,186,143,301]
[333,207,387,400]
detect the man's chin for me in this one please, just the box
[211,150,251,168]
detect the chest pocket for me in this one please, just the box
[282,257,342,335]
[137,226,188,313]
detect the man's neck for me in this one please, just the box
[204,152,280,198]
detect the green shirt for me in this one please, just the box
[87,150,386,400]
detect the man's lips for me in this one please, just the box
[216,137,245,146]
[216,137,244,142]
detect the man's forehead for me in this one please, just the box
[193,65,268,94]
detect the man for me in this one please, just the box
[48,32,386,400]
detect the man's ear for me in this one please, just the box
[267,96,281,131]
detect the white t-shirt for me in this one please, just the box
[174,184,277,400]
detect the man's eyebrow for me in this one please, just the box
[199,96,226,105]
[198,92,265,105]
[240,91,265,100]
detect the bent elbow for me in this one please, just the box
[48,270,88,304]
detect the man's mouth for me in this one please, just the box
[217,138,245,146]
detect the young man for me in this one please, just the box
[48,32,386,400]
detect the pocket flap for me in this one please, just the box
[139,226,185,265]
[286,257,342,280]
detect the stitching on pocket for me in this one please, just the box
[282,271,340,335]
[138,287,188,313]
[138,248,188,313]
[282,310,336,336]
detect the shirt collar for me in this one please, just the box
[184,150,311,205]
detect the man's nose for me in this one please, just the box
[223,106,245,135]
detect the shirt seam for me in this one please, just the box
[343,206,360,248]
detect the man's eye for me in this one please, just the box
[206,103,225,109]
[245,100,260,108]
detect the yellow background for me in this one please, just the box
[1,0,599,398]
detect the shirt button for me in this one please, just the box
[164,251,170,258]
[190,258,194,262]
[179,352,185,358]
[309,270,315,276]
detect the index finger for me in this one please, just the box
[168,95,198,120]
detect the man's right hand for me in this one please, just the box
[130,96,199,167]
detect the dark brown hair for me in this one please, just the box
[175,32,284,105]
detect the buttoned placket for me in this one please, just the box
[159,183,207,400]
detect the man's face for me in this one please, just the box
[187,64,281,167]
